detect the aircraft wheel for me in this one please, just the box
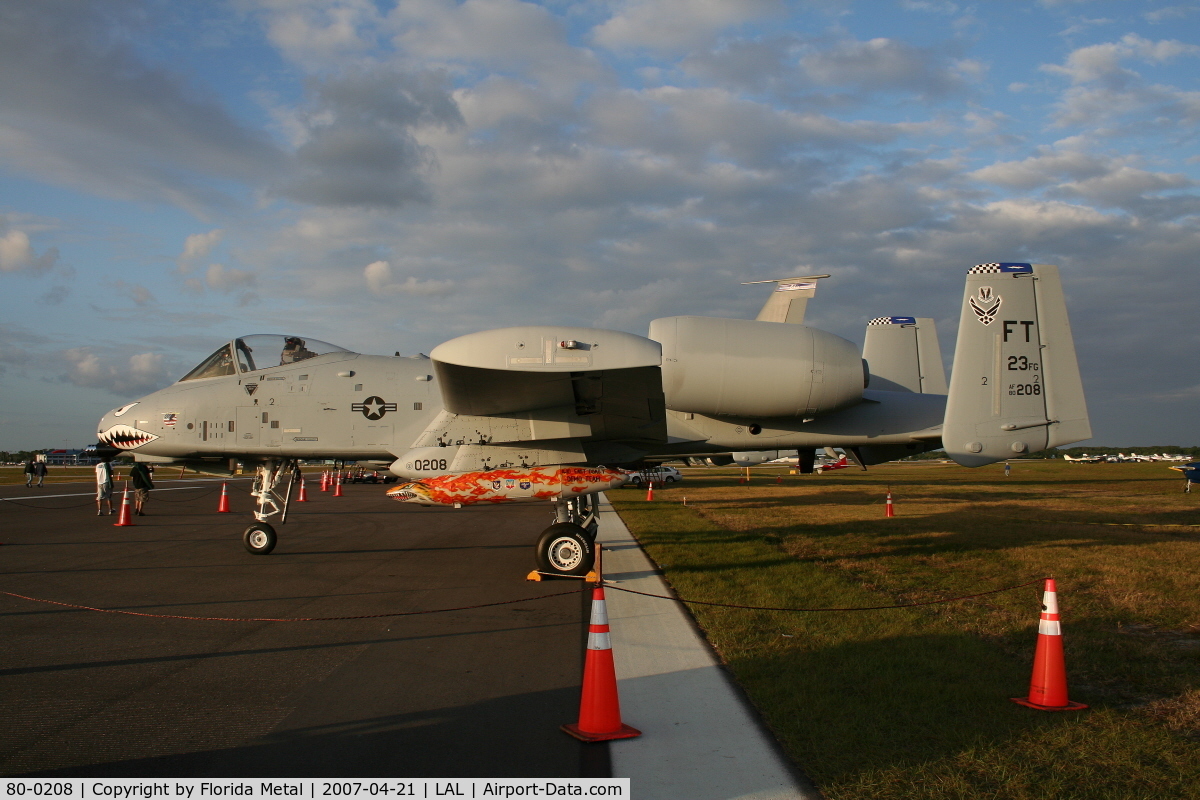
[535,523,594,577]
[243,522,277,555]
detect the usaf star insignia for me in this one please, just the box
[352,396,398,420]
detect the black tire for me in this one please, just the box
[534,523,594,577]
[243,522,277,555]
[629,476,642,486]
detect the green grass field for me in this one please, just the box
[610,461,1200,800]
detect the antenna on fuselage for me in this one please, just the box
[742,274,831,324]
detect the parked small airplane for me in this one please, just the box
[1063,454,1106,464]
[1169,462,1200,492]
[96,263,1090,576]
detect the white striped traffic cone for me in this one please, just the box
[1011,578,1087,711]
[562,585,641,742]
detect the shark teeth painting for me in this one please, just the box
[98,424,160,450]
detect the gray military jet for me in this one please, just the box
[97,263,1089,576]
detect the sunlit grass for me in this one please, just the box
[611,461,1200,799]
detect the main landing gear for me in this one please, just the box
[533,494,600,578]
[241,459,298,555]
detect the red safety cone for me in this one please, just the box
[113,487,134,527]
[217,482,231,513]
[320,471,329,492]
[1012,579,1088,711]
[333,474,344,497]
[645,481,654,501]
[562,585,641,742]
[297,476,308,502]
[776,475,783,484]
[885,491,895,518]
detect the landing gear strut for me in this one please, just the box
[242,459,297,555]
[533,494,600,577]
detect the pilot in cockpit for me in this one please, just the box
[280,336,316,364]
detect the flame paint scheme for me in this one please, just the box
[387,467,628,506]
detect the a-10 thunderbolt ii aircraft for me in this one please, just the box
[97,263,1090,577]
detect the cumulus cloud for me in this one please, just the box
[277,67,463,208]
[254,0,382,70]
[592,0,782,52]
[0,1,285,210]
[1041,34,1200,128]
[60,348,172,395]
[177,229,224,273]
[0,228,58,273]
[364,260,454,296]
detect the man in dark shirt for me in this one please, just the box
[130,461,154,516]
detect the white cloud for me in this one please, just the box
[0,228,58,273]
[177,229,224,273]
[364,260,455,296]
[277,67,463,208]
[205,263,256,292]
[60,348,171,396]
[0,1,285,211]
[1041,34,1200,128]
[252,0,382,70]
[592,0,781,52]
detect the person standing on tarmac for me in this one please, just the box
[95,457,115,516]
[129,460,153,516]
[33,459,48,487]
[23,460,35,487]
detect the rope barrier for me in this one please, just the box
[599,576,1047,612]
[3,573,1048,623]
[0,586,587,622]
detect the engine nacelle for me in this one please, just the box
[649,316,866,419]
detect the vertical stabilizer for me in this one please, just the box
[862,317,948,394]
[943,263,1090,467]
[743,274,830,324]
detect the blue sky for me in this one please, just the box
[1,0,1198,451]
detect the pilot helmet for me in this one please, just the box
[284,336,304,347]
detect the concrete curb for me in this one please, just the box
[596,496,822,800]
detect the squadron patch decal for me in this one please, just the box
[351,396,398,420]
[244,383,258,396]
[969,286,1001,326]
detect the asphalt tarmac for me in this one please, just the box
[0,478,605,778]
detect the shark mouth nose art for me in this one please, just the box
[98,424,159,449]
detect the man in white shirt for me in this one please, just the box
[95,458,115,516]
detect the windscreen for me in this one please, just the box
[180,344,237,381]
[234,335,350,371]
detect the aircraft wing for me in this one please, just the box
[427,325,668,448]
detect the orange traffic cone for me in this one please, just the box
[217,482,231,513]
[776,475,783,484]
[562,585,641,742]
[1012,579,1088,711]
[113,487,134,527]
[333,474,343,497]
[297,477,308,502]
[885,492,895,517]
[320,471,329,492]
[645,481,654,501]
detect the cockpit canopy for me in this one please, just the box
[179,335,350,381]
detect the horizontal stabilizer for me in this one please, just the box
[743,274,830,324]
[943,264,1090,467]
